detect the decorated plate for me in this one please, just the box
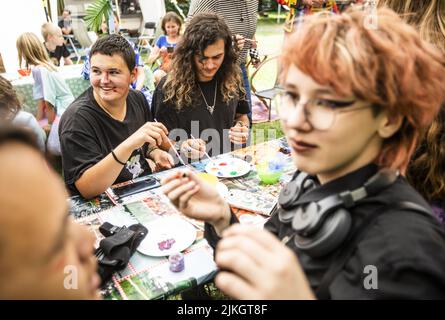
[205,158,251,178]
[216,182,229,198]
[137,216,197,257]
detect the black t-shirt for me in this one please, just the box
[153,77,249,156]
[59,87,153,195]
[205,164,445,299]
[45,43,70,67]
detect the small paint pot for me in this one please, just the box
[169,253,185,272]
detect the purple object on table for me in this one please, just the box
[169,253,185,272]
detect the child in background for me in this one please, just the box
[0,75,46,152]
[16,32,74,155]
[41,22,73,67]
[147,12,182,85]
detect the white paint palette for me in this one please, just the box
[137,217,197,257]
[205,158,251,178]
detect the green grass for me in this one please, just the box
[250,16,286,144]
[252,120,284,144]
[249,16,285,93]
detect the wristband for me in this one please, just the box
[147,146,159,157]
[111,150,126,166]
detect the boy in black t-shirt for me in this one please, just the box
[59,34,173,199]
[41,22,73,66]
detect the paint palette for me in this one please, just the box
[137,216,197,257]
[216,182,229,198]
[205,158,251,178]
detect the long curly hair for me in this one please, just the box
[408,106,445,201]
[162,13,244,110]
[378,0,445,53]
[380,0,445,201]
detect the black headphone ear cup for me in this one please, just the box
[279,172,316,210]
[303,179,315,190]
[294,208,352,258]
[278,179,302,209]
[292,202,319,234]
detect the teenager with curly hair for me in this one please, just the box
[153,13,250,159]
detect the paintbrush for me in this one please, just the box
[190,134,216,166]
[153,118,188,168]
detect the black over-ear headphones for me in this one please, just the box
[278,169,399,258]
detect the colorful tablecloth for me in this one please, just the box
[69,137,294,300]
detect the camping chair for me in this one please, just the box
[249,55,282,121]
[72,18,95,63]
[137,22,157,55]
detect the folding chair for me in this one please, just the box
[137,22,157,55]
[72,18,95,63]
[249,55,282,121]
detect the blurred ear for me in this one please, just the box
[130,67,138,83]
[377,111,404,139]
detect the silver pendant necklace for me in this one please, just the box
[198,80,218,115]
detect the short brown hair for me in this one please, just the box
[280,7,445,172]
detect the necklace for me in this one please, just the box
[198,80,218,115]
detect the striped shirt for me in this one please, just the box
[187,0,258,64]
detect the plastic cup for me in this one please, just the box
[256,163,283,185]
[17,69,31,77]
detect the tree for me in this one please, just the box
[84,0,113,33]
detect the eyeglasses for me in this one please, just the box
[274,91,372,131]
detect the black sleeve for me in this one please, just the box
[60,116,105,194]
[330,259,445,299]
[329,210,445,299]
[150,82,162,120]
[153,81,179,132]
[134,89,152,122]
[236,98,250,115]
[263,206,281,236]
[62,44,70,58]
[204,210,240,249]
[58,20,64,29]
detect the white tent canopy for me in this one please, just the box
[0,0,166,73]
[0,0,47,73]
